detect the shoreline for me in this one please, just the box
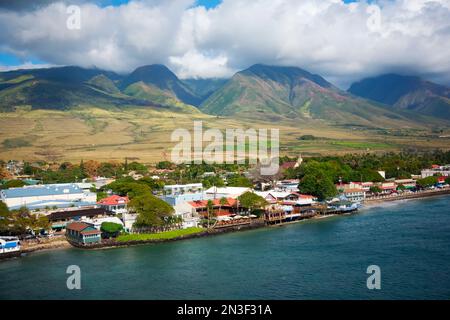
[2,189,450,259]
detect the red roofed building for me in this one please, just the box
[66,222,101,245]
[98,195,129,214]
[188,198,240,218]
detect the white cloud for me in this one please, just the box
[0,0,449,88]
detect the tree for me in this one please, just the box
[370,186,382,194]
[100,222,123,238]
[206,200,214,228]
[445,177,450,185]
[417,176,438,188]
[1,179,27,189]
[202,176,225,189]
[298,171,337,201]
[131,194,174,229]
[237,192,268,213]
[227,175,253,188]
[397,184,406,191]
[0,202,11,234]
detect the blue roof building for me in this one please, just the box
[0,183,97,210]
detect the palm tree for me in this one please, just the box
[219,197,228,217]
[206,199,214,229]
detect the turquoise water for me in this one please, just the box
[1,196,450,300]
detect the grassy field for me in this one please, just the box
[116,227,204,242]
[1,106,450,163]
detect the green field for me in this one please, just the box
[1,106,450,163]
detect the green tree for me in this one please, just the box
[417,176,438,187]
[237,192,268,213]
[227,175,253,188]
[206,199,214,228]
[131,194,174,228]
[370,186,382,194]
[298,171,337,201]
[1,179,27,189]
[202,176,225,189]
[445,177,450,185]
[100,222,123,238]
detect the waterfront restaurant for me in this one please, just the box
[66,222,101,245]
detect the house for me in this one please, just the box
[97,195,129,214]
[280,156,303,172]
[122,212,138,232]
[276,179,300,192]
[267,191,300,203]
[173,202,201,228]
[161,192,207,206]
[342,188,366,203]
[395,179,417,189]
[0,236,21,255]
[0,183,97,210]
[48,207,115,231]
[187,198,241,220]
[379,182,397,194]
[205,187,250,199]
[295,194,317,206]
[164,183,203,195]
[65,222,101,245]
[421,165,450,178]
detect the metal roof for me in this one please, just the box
[1,183,85,198]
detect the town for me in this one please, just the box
[1,152,450,258]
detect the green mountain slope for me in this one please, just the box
[348,74,450,120]
[121,64,202,106]
[0,66,200,114]
[200,64,432,127]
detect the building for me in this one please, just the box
[421,165,450,178]
[0,236,21,255]
[81,216,124,230]
[122,212,138,232]
[205,186,250,199]
[188,198,241,220]
[66,222,102,245]
[0,183,97,210]
[161,192,207,206]
[276,179,300,192]
[97,195,129,214]
[173,202,200,228]
[342,188,366,202]
[395,179,417,189]
[48,207,115,231]
[164,183,203,195]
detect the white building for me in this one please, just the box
[421,166,450,178]
[0,236,21,255]
[0,183,97,210]
[205,186,250,199]
[173,202,200,229]
[164,183,203,195]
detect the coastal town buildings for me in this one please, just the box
[205,186,250,199]
[48,207,115,231]
[97,195,129,215]
[0,183,97,210]
[164,183,203,195]
[421,165,450,178]
[66,222,102,245]
[0,236,20,255]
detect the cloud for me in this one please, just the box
[0,0,449,88]
[0,61,55,72]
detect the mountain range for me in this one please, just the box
[0,63,449,127]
